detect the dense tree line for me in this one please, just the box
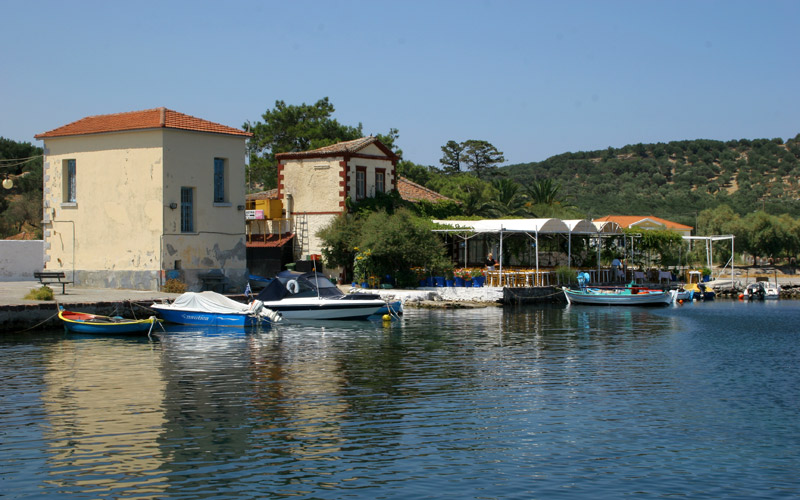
[0,138,42,239]
[501,135,800,225]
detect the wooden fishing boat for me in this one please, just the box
[58,308,160,334]
[563,287,676,306]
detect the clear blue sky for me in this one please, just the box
[2,0,798,167]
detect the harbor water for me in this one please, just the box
[2,300,799,499]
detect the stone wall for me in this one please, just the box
[0,240,43,281]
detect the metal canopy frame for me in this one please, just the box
[682,235,736,286]
[432,218,623,281]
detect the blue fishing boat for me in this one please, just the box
[59,307,160,334]
[151,291,282,327]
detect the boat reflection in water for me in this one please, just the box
[41,336,168,497]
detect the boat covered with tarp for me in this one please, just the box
[151,291,281,327]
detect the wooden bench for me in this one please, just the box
[33,271,73,294]
[199,270,227,293]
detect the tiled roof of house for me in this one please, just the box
[594,215,693,231]
[35,108,251,139]
[275,136,399,160]
[397,177,454,203]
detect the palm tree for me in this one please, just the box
[525,178,562,205]
[486,178,533,217]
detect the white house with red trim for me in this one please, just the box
[275,137,400,259]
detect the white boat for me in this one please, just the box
[563,287,676,306]
[763,281,781,299]
[675,287,694,301]
[151,291,282,327]
[254,271,390,320]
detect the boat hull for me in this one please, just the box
[260,298,386,320]
[564,288,676,306]
[150,306,267,327]
[59,310,158,334]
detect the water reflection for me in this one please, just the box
[41,336,168,497]
[3,302,797,498]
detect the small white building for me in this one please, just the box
[35,108,251,291]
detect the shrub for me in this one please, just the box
[24,286,54,301]
[555,266,577,285]
[162,279,187,293]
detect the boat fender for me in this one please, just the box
[286,279,299,294]
[248,299,264,315]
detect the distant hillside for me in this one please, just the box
[501,135,800,227]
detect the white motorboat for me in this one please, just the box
[763,281,781,299]
[254,271,390,320]
[563,286,676,306]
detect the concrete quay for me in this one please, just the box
[0,281,505,333]
[0,281,183,333]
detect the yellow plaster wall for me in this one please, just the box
[161,130,247,282]
[42,131,164,282]
[282,157,344,214]
[41,128,248,290]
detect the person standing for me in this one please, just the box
[612,256,622,282]
[486,252,496,271]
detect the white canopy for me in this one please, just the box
[433,218,621,279]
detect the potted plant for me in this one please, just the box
[445,269,455,287]
[454,268,466,287]
[471,268,485,287]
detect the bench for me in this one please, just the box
[34,271,73,294]
[199,270,227,293]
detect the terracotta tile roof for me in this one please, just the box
[594,215,693,231]
[275,136,399,160]
[397,177,454,203]
[246,233,294,248]
[35,108,251,139]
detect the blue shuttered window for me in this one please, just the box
[213,158,225,203]
[181,187,194,233]
[66,159,76,202]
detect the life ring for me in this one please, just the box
[286,279,299,294]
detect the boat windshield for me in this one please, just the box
[255,271,344,301]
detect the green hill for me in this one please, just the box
[501,135,800,227]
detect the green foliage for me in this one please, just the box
[161,279,187,293]
[439,140,465,174]
[245,97,399,190]
[502,137,800,221]
[555,266,577,285]
[317,208,449,287]
[317,213,364,271]
[1,137,43,238]
[24,286,54,301]
[462,139,505,179]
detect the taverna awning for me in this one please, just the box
[432,218,623,278]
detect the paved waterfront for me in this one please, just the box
[0,280,183,307]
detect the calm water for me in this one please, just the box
[2,301,799,499]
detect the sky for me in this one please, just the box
[2,0,798,167]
